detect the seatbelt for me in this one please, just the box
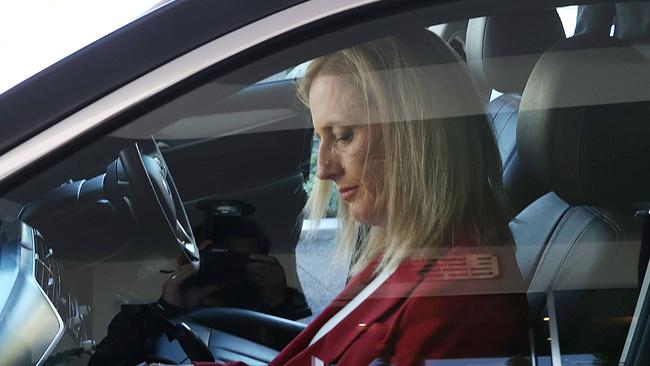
[636,208,650,287]
[618,207,650,365]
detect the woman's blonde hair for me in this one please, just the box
[298,31,512,275]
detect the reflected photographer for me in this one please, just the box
[89,200,309,366]
[161,200,309,318]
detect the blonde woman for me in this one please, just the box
[192,30,529,366]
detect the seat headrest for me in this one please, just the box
[518,34,650,205]
[466,10,565,94]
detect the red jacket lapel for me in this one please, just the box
[269,260,378,366]
[273,259,432,365]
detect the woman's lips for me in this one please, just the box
[338,186,359,201]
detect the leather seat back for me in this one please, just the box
[513,34,650,360]
[466,10,565,211]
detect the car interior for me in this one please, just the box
[463,7,650,364]
[2,1,650,365]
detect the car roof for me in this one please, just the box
[0,0,305,157]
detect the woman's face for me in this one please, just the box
[309,74,386,226]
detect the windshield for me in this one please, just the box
[0,0,171,95]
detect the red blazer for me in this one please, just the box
[198,245,530,366]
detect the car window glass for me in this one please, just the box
[557,5,579,36]
[256,61,311,84]
[2,2,650,365]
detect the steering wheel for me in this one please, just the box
[117,138,200,261]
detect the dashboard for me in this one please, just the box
[0,220,90,365]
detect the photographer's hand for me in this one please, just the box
[162,262,219,310]
[246,255,288,307]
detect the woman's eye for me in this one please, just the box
[335,131,353,143]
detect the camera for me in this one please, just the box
[196,248,251,285]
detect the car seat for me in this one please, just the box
[512,33,650,361]
[465,9,565,212]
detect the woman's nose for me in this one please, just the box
[316,144,340,181]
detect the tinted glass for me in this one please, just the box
[1,2,650,365]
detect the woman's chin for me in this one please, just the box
[350,206,387,227]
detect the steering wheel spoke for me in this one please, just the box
[118,138,199,261]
